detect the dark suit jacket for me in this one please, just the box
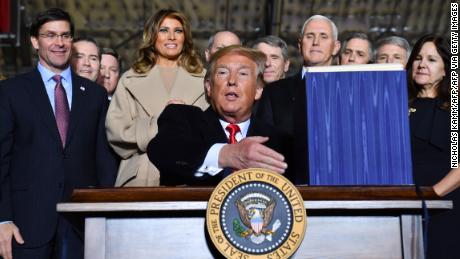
[147,105,293,186]
[0,69,117,247]
[256,71,309,184]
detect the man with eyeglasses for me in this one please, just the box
[70,37,101,82]
[0,8,117,259]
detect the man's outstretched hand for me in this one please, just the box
[219,136,287,174]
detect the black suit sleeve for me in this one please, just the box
[147,104,213,185]
[0,83,14,221]
[256,85,275,125]
[94,89,118,186]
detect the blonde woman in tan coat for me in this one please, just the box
[106,9,208,186]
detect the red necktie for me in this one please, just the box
[226,124,241,144]
[53,75,70,147]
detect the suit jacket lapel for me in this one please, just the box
[201,108,269,142]
[125,67,206,117]
[290,70,304,101]
[247,115,269,137]
[247,117,257,137]
[203,107,228,144]
[124,67,167,117]
[66,72,85,148]
[23,70,62,146]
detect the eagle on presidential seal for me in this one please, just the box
[234,193,281,244]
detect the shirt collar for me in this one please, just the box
[219,118,251,138]
[301,66,308,79]
[37,62,72,84]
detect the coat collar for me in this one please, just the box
[123,67,205,117]
[203,107,268,142]
[203,107,228,143]
[290,70,306,100]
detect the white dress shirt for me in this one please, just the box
[37,62,73,113]
[195,119,250,177]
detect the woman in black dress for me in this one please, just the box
[407,34,460,258]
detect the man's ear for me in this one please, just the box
[205,49,211,63]
[332,41,341,56]
[283,59,290,73]
[31,36,39,51]
[297,38,302,54]
[205,79,211,97]
[254,84,263,101]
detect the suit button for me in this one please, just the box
[58,182,64,188]
[175,161,187,166]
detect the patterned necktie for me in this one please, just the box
[226,124,241,144]
[53,75,70,147]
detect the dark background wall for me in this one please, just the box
[0,0,453,77]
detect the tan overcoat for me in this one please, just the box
[106,66,208,186]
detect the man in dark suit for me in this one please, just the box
[147,46,291,186]
[256,15,341,184]
[0,8,117,259]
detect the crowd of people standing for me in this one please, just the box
[0,6,458,259]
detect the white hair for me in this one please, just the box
[300,15,338,41]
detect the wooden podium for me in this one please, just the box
[57,186,451,259]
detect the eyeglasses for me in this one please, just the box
[38,33,73,42]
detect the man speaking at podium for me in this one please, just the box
[147,46,291,186]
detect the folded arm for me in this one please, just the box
[433,167,460,197]
[147,105,211,185]
[105,83,157,159]
[219,136,287,174]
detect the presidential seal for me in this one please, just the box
[206,168,307,259]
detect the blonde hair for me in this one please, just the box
[208,45,266,87]
[132,9,203,74]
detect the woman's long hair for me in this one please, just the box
[132,9,204,74]
[406,34,451,109]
